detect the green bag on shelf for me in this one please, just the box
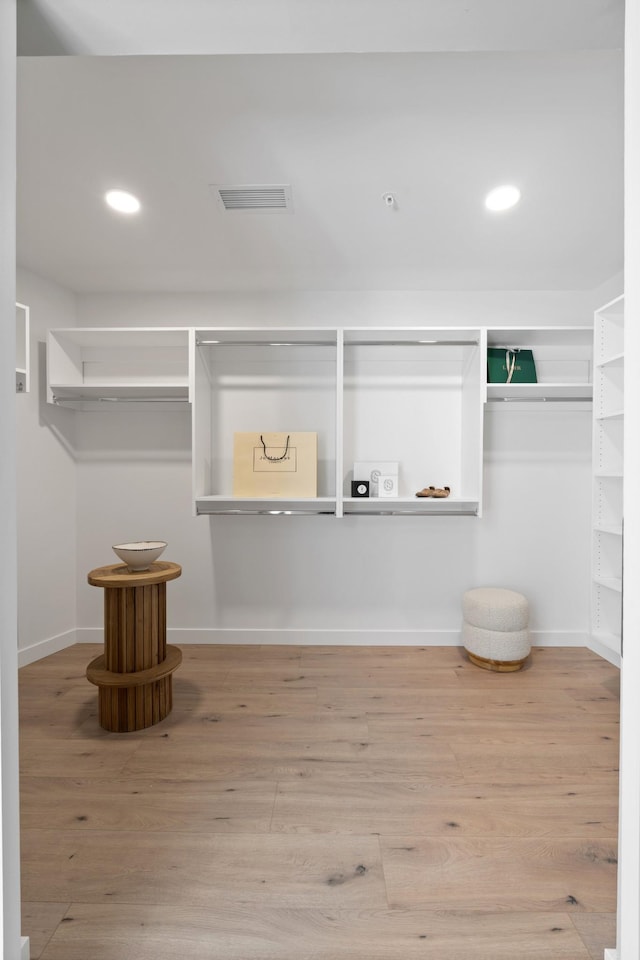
[487,347,537,384]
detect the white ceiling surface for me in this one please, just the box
[16,0,624,56]
[17,49,623,293]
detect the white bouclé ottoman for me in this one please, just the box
[462,587,531,672]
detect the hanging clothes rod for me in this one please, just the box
[196,339,336,347]
[196,338,478,347]
[344,509,479,516]
[344,339,479,347]
[52,395,190,404]
[196,508,336,516]
[489,396,592,403]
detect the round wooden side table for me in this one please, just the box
[86,561,183,732]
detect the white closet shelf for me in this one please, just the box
[50,384,189,402]
[195,495,480,517]
[596,409,624,421]
[594,523,623,536]
[596,352,624,368]
[343,497,479,516]
[486,383,592,402]
[196,496,337,516]
[593,576,622,594]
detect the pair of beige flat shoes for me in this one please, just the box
[416,486,451,498]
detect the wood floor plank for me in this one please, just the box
[449,740,619,783]
[570,913,617,959]
[566,683,621,703]
[39,904,592,960]
[20,777,278,833]
[21,831,385,908]
[318,686,619,719]
[120,736,465,782]
[367,715,620,744]
[21,903,70,960]
[19,738,143,778]
[19,645,102,679]
[125,712,370,743]
[271,780,618,837]
[456,647,616,691]
[19,697,97,740]
[299,646,467,668]
[380,837,617,912]
[169,685,319,714]
[181,644,305,664]
[75,708,368,743]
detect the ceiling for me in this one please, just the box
[16,1,624,293]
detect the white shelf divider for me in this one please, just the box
[591,295,624,657]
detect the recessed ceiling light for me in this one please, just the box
[484,184,521,212]
[105,190,141,214]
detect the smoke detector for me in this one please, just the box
[210,184,294,214]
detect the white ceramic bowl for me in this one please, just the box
[112,541,167,571]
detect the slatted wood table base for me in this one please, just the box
[86,561,182,732]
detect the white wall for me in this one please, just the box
[617,0,640,955]
[71,289,594,646]
[76,288,597,329]
[1,1,25,955]
[16,267,78,664]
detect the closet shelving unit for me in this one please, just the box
[341,328,484,516]
[47,322,595,518]
[192,328,339,516]
[15,302,29,393]
[46,328,190,409]
[485,327,593,406]
[591,295,624,658]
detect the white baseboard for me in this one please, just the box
[75,626,589,647]
[586,634,621,667]
[21,935,30,959]
[18,629,77,667]
[169,628,590,647]
[603,949,617,960]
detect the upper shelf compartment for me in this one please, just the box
[47,328,190,409]
[485,327,593,405]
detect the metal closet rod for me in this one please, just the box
[344,509,479,516]
[344,339,479,346]
[52,395,189,404]
[492,396,592,403]
[196,339,335,347]
[196,338,479,347]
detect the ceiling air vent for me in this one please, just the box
[211,184,293,214]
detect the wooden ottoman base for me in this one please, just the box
[467,651,529,673]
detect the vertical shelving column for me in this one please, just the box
[591,295,624,661]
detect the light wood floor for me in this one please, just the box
[19,644,619,959]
